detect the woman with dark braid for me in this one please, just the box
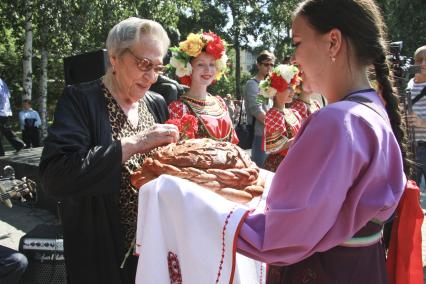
[233,0,409,283]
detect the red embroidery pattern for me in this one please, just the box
[167,251,183,284]
[215,205,237,284]
[265,108,287,136]
[264,108,301,153]
[291,99,309,121]
[291,98,321,121]
[168,101,185,119]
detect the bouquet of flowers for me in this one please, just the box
[165,114,199,140]
[168,31,228,86]
[257,64,302,103]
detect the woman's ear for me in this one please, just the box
[328,28,343,58]
[109,54,117,68]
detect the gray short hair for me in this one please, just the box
[106,17,170,58]
[103,17,170,92]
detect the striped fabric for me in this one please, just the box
[409,79,426,141]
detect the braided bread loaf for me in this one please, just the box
[131,138,264,203]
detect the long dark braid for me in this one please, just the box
[295,0,413,176]
[374,52,413,176]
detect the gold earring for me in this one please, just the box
[331,57,336,63]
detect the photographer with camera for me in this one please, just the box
[407,45,426,185]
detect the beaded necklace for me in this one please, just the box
[181,94,232,141]
[181,95,224,117]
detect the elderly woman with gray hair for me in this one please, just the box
[39,17,179,283]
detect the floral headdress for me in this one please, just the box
[258,64,302,102]
[169,31,228,86]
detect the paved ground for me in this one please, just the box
[1,148,426,282]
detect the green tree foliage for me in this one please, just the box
[1,0,199,125]
[260,0,299,63]
[177,2,228,42]
[215,0,269,98]
[377,0,426,58]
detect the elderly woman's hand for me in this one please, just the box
[121,124,179,162]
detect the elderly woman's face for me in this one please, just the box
[112,34,164,102]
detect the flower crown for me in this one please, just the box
[169,31,228,86]
[259,64,302,100]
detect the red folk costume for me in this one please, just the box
[291,97,321,121]
[263,107,301,172]
[168,94,239,144]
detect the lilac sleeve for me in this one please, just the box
[237,106,405,265]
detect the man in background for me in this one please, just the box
[243,51,275,167]
[19,99,41,148]
[407,45,426,185]
[0,77,25,156]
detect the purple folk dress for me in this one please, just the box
[236,90,406,283]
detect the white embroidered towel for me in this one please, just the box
[135,174,262,284]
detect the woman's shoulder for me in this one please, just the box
[266,107,284,118]
[65,79,102,94]
[311,99,388,136]
[316,101,365,120]
[63,79,104,103]
[291,98,306,109]
[145,91,166,104]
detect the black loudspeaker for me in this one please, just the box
[19,224,67,284]
[63,49,109,85]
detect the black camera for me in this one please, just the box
[388,41,420,89]
[389,41,403,56]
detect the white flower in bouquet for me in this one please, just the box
[170,57,192,77]
[202,33,214,42]
[277,64,299,83]
[259,79,276,98]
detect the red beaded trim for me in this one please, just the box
[215,205,237,284]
